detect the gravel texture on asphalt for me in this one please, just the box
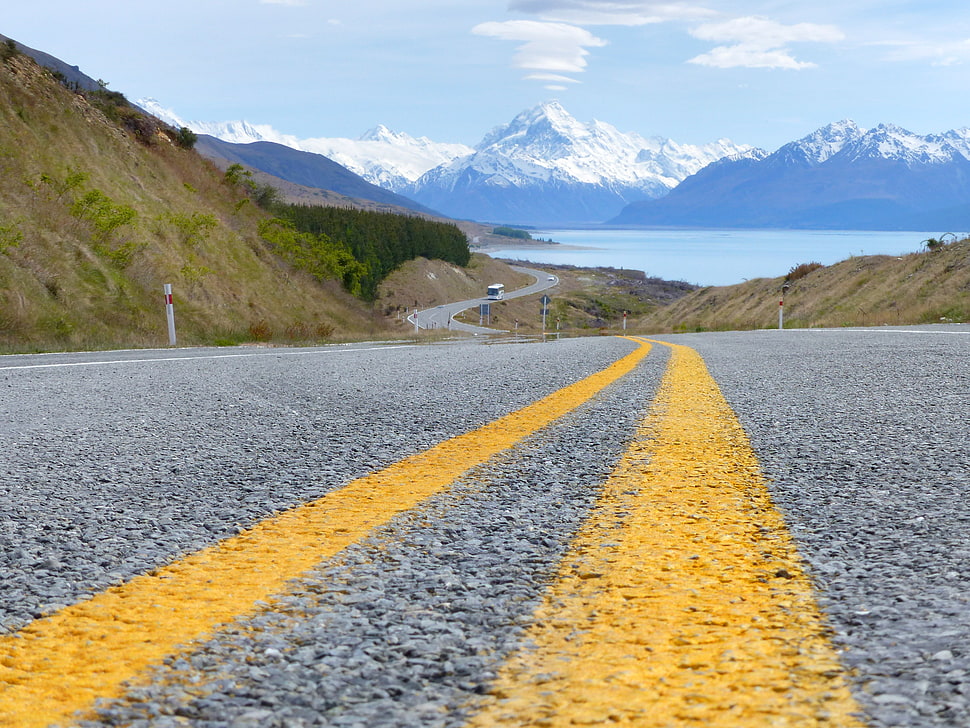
[3,327,969,727]
[663,326,970,728]
[75,339,669,728]
[0,338,638,637]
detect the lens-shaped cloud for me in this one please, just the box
[688,16,844,69]
[509,0,714,26]
[473,20,607,75]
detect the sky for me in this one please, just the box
[5,1,970,151]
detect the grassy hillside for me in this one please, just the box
[639,237,970,332]
[0,50,411,353]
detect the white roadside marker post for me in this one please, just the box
[779,283,790,330]
[164,283,176,346]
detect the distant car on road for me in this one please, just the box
[547,276,556,281]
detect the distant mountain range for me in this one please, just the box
[403,102,751,225]
[611,120,970,230]
[139,99,472,194]
[146,98,970,231]
[144,99,751,226]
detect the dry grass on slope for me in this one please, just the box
[0,54,385,352]
[639,238,970,333]
[375,254,531,324]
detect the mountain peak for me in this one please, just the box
[359,124,413,144]
[477,101,589,152]
[776,119,865,165]
[413,103,751,224]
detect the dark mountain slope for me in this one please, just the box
[612,122,970,230]
[195,135,439,217]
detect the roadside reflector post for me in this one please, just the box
[779,283,790,330]
[163,283,176,346]
[541,295,551,338]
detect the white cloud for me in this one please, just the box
[509,0,714,26]
[876,38,970,67]
[688,16,844,69]
[525,72,581,83]
[525,72,581,90]
[473,20,607,76]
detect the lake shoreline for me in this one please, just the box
[475,228,937,287]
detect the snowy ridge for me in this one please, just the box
[139,96,970,226]
[612,117,970,229]
[405,101,753,223]
[139,97,752,223]
[775,120,865,165]
[443,101,751,190]
[137,98,473,191]
[773,119,970,168]
[836,123,965,165]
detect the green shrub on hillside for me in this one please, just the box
[174,126,197,150]
[223,163,278,210]
[166,211,217,247]
[258,218,367,296]
[1,39,20,63]
[785,262,824,282]
[38,168,88,202]
[70,189,136,243]
[68,188,142,267]
[0,221,23,252]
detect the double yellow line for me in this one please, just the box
[0,338,864,728]
[0,340,650,728]
[467,340,865,726]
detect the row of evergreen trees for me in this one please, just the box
[267,204,470,299]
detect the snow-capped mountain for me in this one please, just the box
[405,101,753,224]
[612,120,970,229]
[768,120,865,166]
[143,98,751,225]
[137,98,472,192]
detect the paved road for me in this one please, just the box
[410,266,558,333]
[1,326,969,727]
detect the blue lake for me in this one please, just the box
[486,229,942,286]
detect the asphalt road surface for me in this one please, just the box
[410,266,557,333]
[1,326,968,727]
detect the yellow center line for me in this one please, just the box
[0,339,651,728]
[466,339,866,727]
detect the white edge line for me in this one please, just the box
[0,345,420,372]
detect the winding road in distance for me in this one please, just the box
[410,265,558,333]
[1,326,969,727]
